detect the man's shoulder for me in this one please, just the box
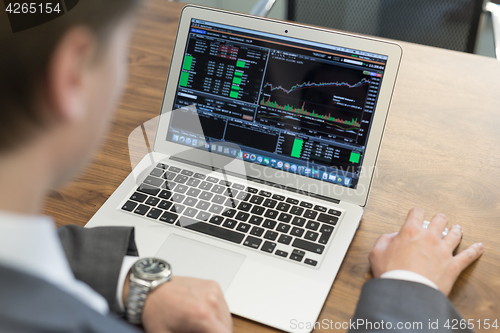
[0,265,138,333]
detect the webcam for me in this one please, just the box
[285,29,288,33]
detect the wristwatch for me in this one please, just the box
[125,257,172,324]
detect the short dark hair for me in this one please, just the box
[0,0,140,152]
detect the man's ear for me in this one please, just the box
[44,26,96,122]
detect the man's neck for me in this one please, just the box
[0,144,53,215]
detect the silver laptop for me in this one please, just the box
[86,5,402,333]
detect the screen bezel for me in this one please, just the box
[153,5,402,207]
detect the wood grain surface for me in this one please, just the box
[43,1,500,332]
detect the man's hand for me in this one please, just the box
[124,276,232,333]
[369,207,483,295]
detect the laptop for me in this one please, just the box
[86,5,402,333]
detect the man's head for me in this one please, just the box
[0,0,140,187]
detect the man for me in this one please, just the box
[0,1,482,332]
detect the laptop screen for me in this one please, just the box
[166,18,388,189]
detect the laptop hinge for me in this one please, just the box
[169,156,341,205]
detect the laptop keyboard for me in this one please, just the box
[120,163,342,267]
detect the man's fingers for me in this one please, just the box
[373,232,398,252]
[443,225,462,252]
[427,213,448,236]
[453,243,484,273]
[401,207,425,231]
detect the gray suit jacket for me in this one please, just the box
[349,279,474,333]
[0,225,141,333]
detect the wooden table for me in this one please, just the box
[43,1,500,332]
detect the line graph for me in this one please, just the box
[263,78,371,95]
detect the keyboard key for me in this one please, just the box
[235,212,250,222]
[261,241,276,253]
[224,198,238,208]
[207,176,219,183]
[275,250,288,257]
[223,219,237,229]
[199,181,213,191]
[249,195,264,205]
[290,254,303,262]
[210,216,224,225]
[292,216,306,227]
[250,226,264,237]
[172,193,185,203]
[292,249,305,257]
[314,205,327,212]
[196,200,210,211]
[247,187,258,193]
[264,230,278,241]
[158,190,171,200]
[219,180,231,186]
[174,184,188,194]
[291,227,305,237]
[181,169,194,177]
[158,200,172,210]
[262,219,277,229]
[156,163,168,169]
[264,209,278,219]
[211,185,226,194]
[121,201,137,212]
[194,173,206,179]
[163,171,176,181]
[277,223,291,233]
[259,190,272,197]
[171,204,185,214]
[328,208,341,216]
[292,238,325,254]
[232,183,245,190]
[278,234,292,245]
[182,218,245,244]
[184,207,198,218]
[250,206,265,215]
[144,176,164,187]
[159,211,178,224]
[150,168,164,177]
[236,223,251,233]
[169,166,181,173]
[300,201,313,208]
[272,194,285,201]
[130,192,147,203]
[286,198,299,205]
[263,198,277,208]
[290,206,304,216]
[276,202,290,212]
[138,184,161,196]
[303,209,318,219]
[147,208,163,219]
[134,204,150,216]
[306,221,320,231]
[304,231,319,242]
[186,178,201,187]
[209,204,223,214]
[196,211,211,221]
[318,213,339,225]
[319,225,334,244]
[212,195,226,205]
[236,192,250,201]
[238,202,252,212]
[222,209,237,218]
[183,197,198,207]
[145,197,160,206]
[277,213,292,223]
[243,236,262,249]
[304,259,318,266]
[248,216,263,225]
[186,188,201,197]
[199,191,213,201]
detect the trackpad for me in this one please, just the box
[155,234,245,292]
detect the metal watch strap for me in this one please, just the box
[126,278,151,325]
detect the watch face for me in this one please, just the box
[134,258,171,280]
